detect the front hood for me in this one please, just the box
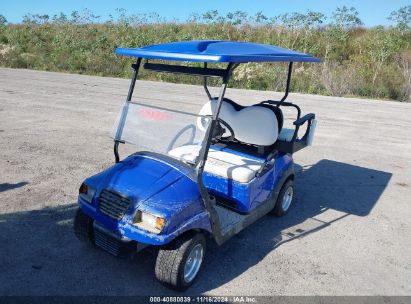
[82,153,207,237]
[86,153,196,204]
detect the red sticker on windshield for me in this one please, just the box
[139,108,172,121]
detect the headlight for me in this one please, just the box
[79,183,96,203]
[133,210,165,234]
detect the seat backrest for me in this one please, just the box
[197,99,279,146]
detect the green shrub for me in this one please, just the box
[1,8,410,101]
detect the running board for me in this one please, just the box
[210,167,294,246]
[215,197,275,243]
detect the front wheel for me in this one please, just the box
[155,233,206,291]
[272,179,294,217]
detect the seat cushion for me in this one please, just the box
[197,100,278,146]
[168,145,264,183]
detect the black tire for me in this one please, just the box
[155,232,206,291]
[73,208,94,243]
[272,179,294,217]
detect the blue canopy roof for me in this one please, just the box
[115,40,320,63]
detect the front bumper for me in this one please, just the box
[79,197,211,246]
[78,198,170,245]
[93,222,137,257]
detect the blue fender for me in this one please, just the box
[78,153,212,245]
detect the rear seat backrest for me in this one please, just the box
[197,99,279,146]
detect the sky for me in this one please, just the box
[1,0,410,26]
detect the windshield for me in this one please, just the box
[111,83,212,166]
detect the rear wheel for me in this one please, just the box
[155,233,206,291]
[73,208,94,243]
[272,179,294,216]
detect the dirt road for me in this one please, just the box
[1,68,410,296]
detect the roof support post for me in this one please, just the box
[114,58,142,163]
[203,62,212,100]
[126,58,142,102]
[278,62,293,106]
[196,62,236,244]
[197,62,234,173]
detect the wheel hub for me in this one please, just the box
[281,186,293,211]
[184,244,204,283]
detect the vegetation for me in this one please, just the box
[0,6,410,101]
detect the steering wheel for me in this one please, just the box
[213,118,235,142]
[167,124,196,152]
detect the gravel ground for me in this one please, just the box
[0,68,410,296]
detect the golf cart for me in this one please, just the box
[74,40,319,290]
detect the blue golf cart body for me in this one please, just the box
[74,40,319,290]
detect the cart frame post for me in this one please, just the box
[114,58,142,163]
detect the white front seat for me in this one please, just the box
[168,145,264,183]
[169,100,280,183]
